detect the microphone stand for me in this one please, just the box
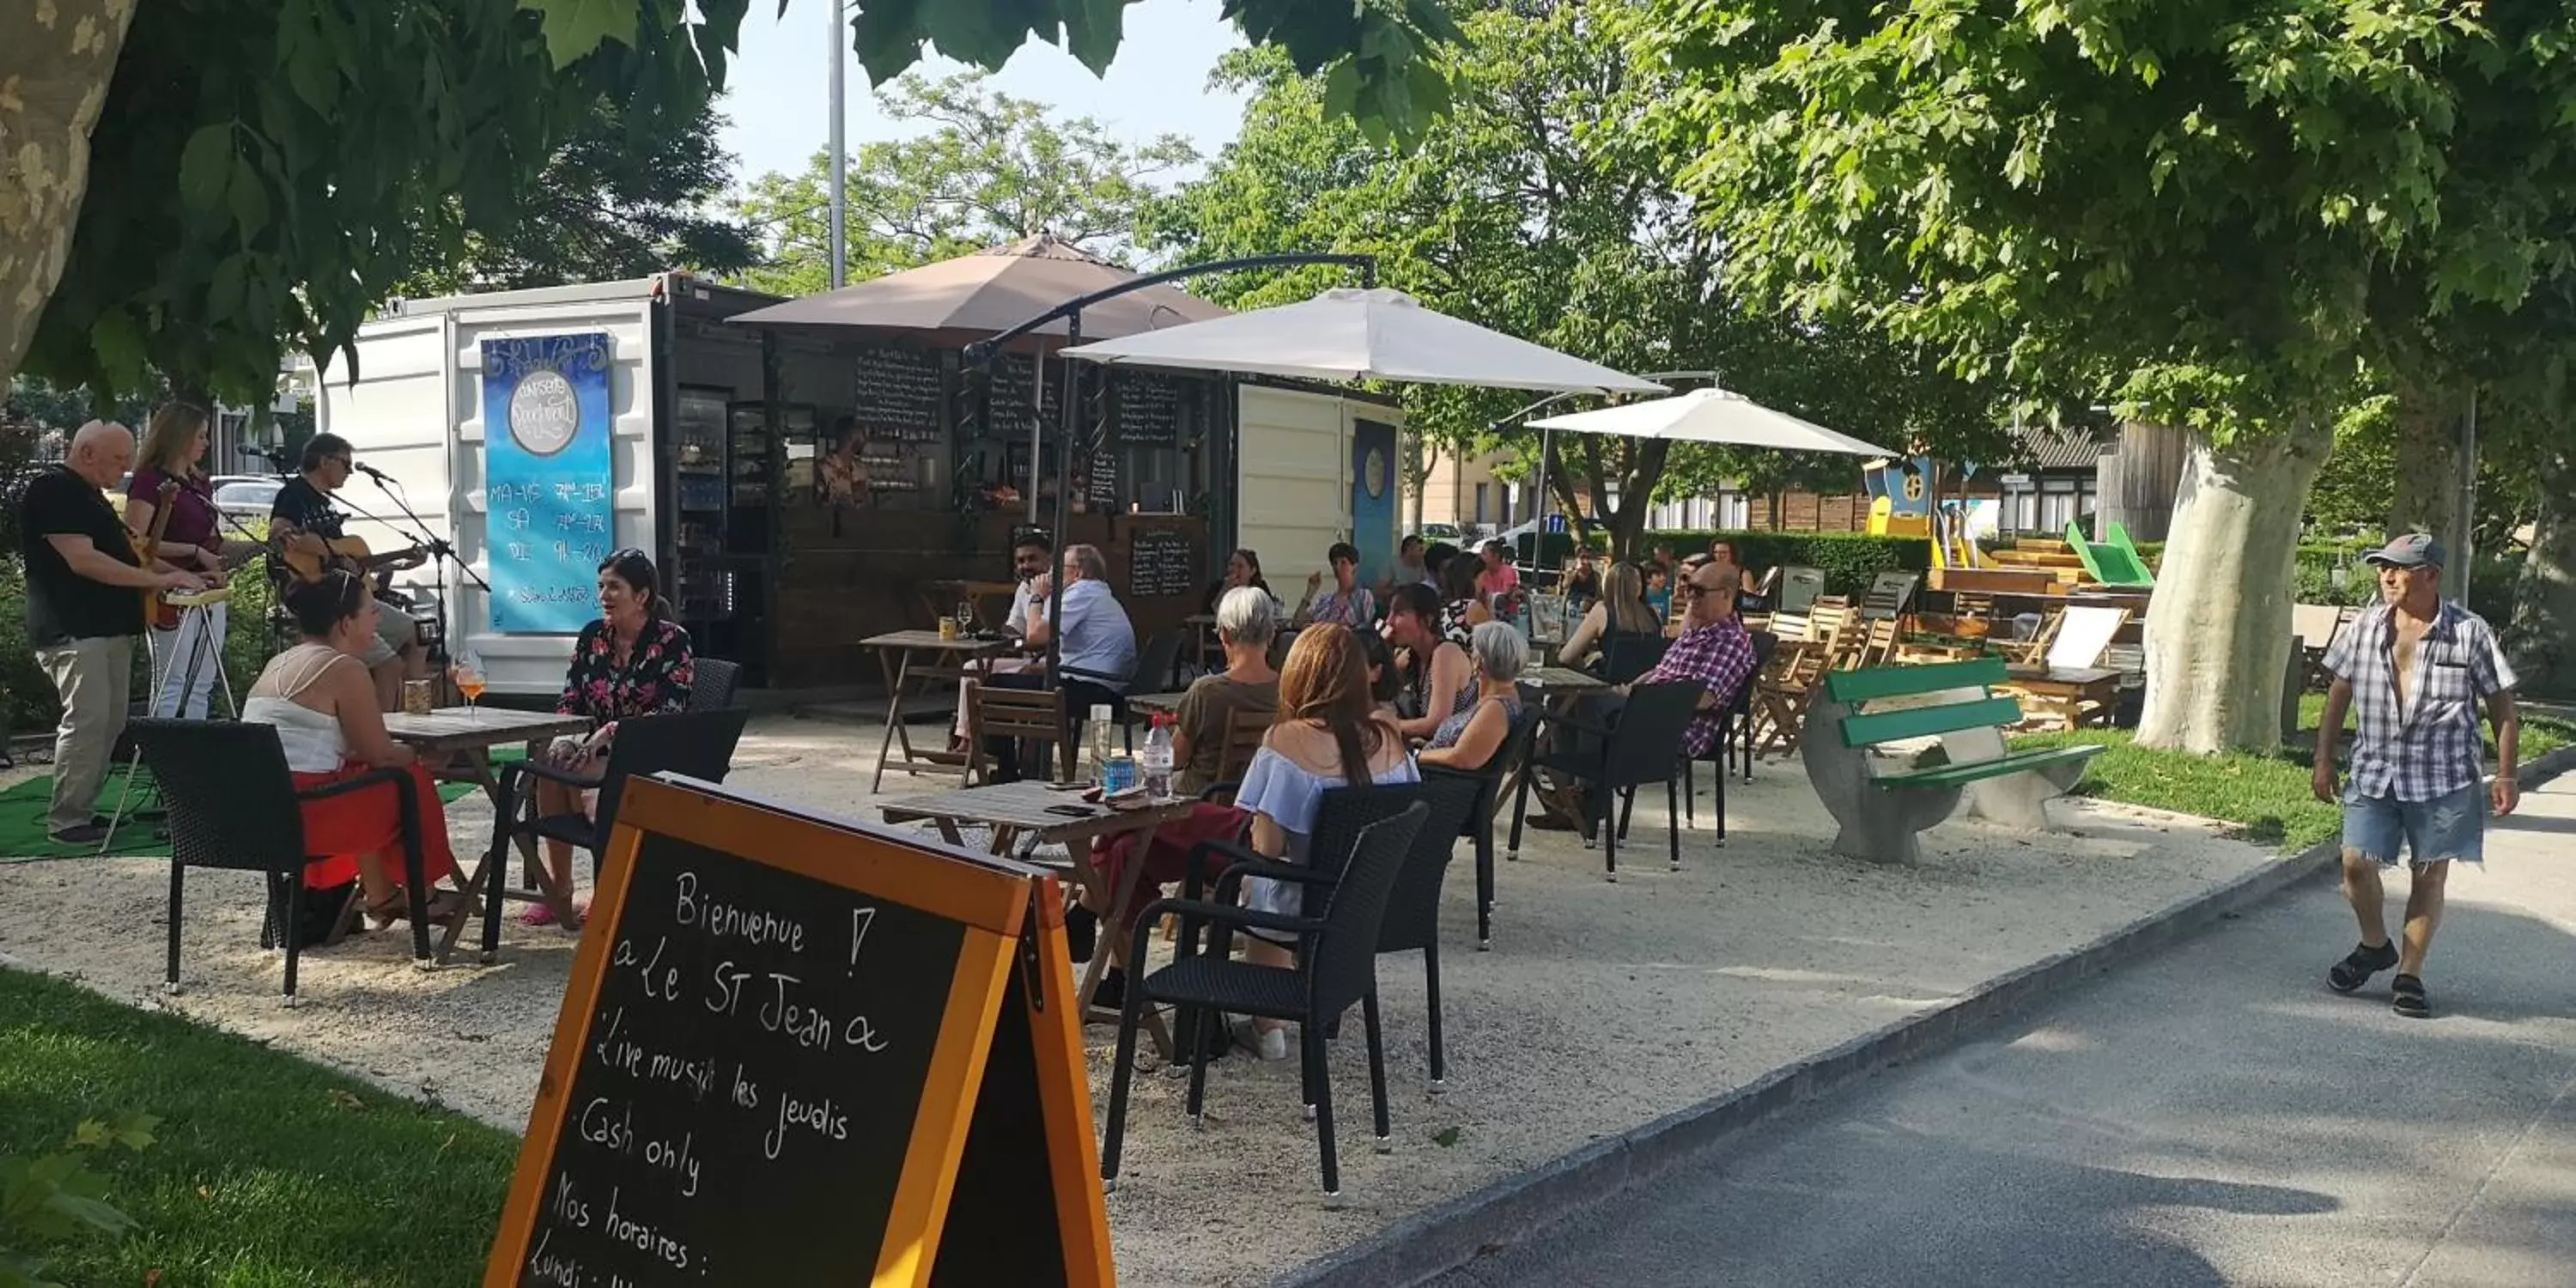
[341,475,486,670]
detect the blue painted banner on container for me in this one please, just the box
[482,333,613,633]
[1351,417,1397,586]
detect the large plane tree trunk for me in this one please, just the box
[2386,381,2461,540]
[0,0,137,392]
[2506,438,2576,697]
[2136,423,2334,753]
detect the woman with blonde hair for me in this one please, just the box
[1557,561,1663,670]
[124,404,236,719]
[1228,623,1419,1059]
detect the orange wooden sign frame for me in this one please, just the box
[483,775,1113,1288]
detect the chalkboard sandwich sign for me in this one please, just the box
[485,775,1113,1288]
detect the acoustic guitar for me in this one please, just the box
[276,532,426,586]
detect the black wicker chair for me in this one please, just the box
[1510,681,1702,880]
[1425,702,1544,951]
[1597,630,1670,685]
[477,708,750,954]
[1364,775,1480,1088]
[685,657,743,711]
[1102,801,1432,1204]
[1681,630,1777,841]
[131,719,428,1004]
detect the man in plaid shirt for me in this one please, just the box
[1636,558,1759,757]
[2313,532,2520,1019]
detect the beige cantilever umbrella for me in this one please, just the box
[1057,287,1666,395]
[727,233,1230,343]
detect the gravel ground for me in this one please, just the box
[0,714,2280,1287]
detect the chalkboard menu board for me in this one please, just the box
[1114,374,1183,446]
[1128,529,1196,598]
[982,354,1061,438]
[487,777,1111,1288]
[1084,448,1119,512]
[853,347,944,440]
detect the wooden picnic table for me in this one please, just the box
[859,629,1022,792]
[381,706,594,958]
[2000,665,2124,729]
[879,781,1197,1057]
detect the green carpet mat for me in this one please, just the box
[1,756,515,861]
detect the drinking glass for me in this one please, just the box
[452,651,487,720]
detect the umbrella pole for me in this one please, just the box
[1533,426,1552,569]
[1048,312,1081,760]
[1028,346,1043,526]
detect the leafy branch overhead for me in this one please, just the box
[522,0,1460,141]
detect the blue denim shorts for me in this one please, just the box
[2342,782,2486,867]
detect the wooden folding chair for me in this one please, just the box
[1752,605,1855,754]
[968,686,1072,784]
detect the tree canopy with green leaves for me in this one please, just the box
[1144,5,2003,558]
[732,72,1194,297]
[1637,1,2576,750]
[401,98,759,298]
[1,0,1446,406]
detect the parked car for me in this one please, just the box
[210,475,283,520]
[1410,521,1465,544]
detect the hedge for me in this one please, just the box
[0,565,282,738]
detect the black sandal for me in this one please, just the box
[2328,940,2397,993]
[2391,974,2432,1018]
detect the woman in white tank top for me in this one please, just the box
[245,570,462,928]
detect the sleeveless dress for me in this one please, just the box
[1429,692,1521,756]
[245,645,459,891]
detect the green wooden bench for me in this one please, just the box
[1798,657,2104,863]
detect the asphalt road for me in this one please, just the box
[1440,769,2576,1288]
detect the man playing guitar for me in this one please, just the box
[268,433,428,709]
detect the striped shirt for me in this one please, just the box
[2320,600,2514,801]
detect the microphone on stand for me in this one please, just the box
[352,461,397,484]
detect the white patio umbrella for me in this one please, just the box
[1056,287,1667,395]
[1526,386,1899,455]
[1516,386,1897,547]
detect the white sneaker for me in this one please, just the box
[1256,1026,1290,1061]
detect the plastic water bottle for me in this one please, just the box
[1140,714,1176,799]
[1089,704,1117,785]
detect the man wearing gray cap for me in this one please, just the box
[2312,532,2519,1018]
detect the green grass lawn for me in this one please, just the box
[2009,693,2573,850]
[0,969,516,1287]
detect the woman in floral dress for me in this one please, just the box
[527,549,696,926]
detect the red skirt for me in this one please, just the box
[291,762,459,890]
[1090,804,1250,928]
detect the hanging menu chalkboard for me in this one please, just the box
[853,347,944,440]
[982,354,1060,439]
[486,776,1113,1288]
[1128,529,1196,598]
[1084,448,1120,512]
[1114,374,1183,446]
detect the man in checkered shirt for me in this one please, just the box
[2312,532,2520,1019]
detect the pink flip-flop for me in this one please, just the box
[519,902,557,927]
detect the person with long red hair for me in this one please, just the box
[1227,623,1419,1060]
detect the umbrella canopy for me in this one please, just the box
[726,233,1229,341]
[1056,287,1666,395]
[1527,386,1899,456]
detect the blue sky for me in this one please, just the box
[714,0,1250,185]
